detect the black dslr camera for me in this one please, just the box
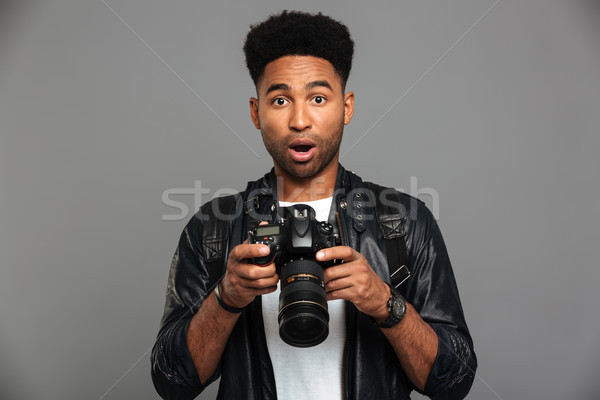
[248,204,337,348]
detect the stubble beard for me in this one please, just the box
[262,123,344,180]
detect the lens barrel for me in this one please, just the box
[278,258,329,347]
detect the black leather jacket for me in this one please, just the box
[152,165,477,399]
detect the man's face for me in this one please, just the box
[250,55,354,180]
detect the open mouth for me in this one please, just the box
[289,140,316,162]
[292,144,313,153]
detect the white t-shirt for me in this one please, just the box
[262,197,345,400]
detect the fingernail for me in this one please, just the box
[316,251,324,260]
[259,246,270,255]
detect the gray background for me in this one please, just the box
[1,0,599,399]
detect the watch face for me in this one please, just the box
[380,289,406,328]
[391,296,406,319]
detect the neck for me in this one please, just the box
[274,161,339,202]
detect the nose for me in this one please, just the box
[289,103,311,132]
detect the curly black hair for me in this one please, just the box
[243,10,354,88]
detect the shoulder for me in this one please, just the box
[183,193,241,253]
[360,179,439,246]
[360,179,430,219]
[181,171,269,240]
[343,168,426,215]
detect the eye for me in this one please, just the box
[312,96,325,104]
[273,98,288,106]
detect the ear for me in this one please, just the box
[343,91,355,125]
[249,97,261,129]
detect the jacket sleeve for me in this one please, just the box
[405,200,477,399]
[151,212,220,399]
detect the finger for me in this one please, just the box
[323,263,352,282]
[235,263,277,280]
[316,246,357,263]
[326,287,355,301]
[253,285,278,296]
[229,282,278,300]
[324,275,353,293]
[239,274,280,289]
[230,243,270,261]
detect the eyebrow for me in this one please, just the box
[265,83,290,95]
[265,80,333,95]
[306,80,332,91]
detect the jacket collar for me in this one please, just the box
[242,164,367,233]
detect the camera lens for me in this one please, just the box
[278,258,329,347]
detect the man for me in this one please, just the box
[152,11,476,400]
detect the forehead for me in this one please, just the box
[258,55,342,94]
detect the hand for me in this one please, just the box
[219,239,279,309]
[317,246,390,321]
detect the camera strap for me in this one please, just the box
[365,182,411,298]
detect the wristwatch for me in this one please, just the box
[378,283,406,328]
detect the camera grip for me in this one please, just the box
[247,237,277,266]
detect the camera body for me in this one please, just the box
[248,204,336,269]
[247,204,338,347]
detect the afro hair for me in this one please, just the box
[243,10,354,87]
